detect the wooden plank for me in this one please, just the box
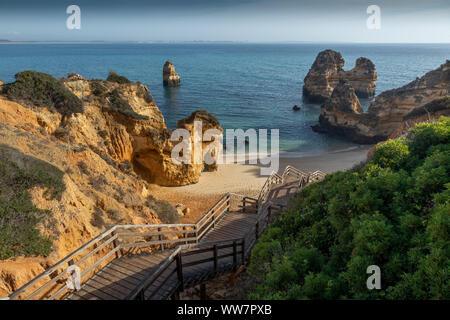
[112,259,152,276]
[100,264,143,285]
[88,276,131,297]
[94,270,139,290]
[81,283,119,300]
[138,254,168,265]
[106,262,147,281]
[84,279,127,300]
[69,290,100,301]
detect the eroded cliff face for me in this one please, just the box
[0,72,221,296]
[315,60,450,143]
[163,60,181,86]
[303,49,377,103]
[61,76,221,186]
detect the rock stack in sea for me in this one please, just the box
[163,59,181,86]
[302,49,377,103]
[313,60,450,143]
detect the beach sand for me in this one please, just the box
[150,145,373,223]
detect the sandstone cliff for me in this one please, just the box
[0,71,220,296]
[303,49,377,103]
[163,60,181,86]
[314,60,450,143]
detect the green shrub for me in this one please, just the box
[407,116,450,159]
[106,70,131,84]
[248,117,450,300]
[145,196,179,224]
[0,145,65,259]
[371,137,409,169]
[5,71,83,116]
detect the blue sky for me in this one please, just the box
[0,0,449,42]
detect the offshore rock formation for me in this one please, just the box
[0,71,220,295]
[163,59,181,86]
[303,49,377,103]
[314,60,450,143]
[312,80,365,136]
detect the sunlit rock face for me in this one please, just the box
[163,59,181,86]
[303,49,377,103]
[313,60,450,143]
[62,76,221,186]
[0,71,225,296]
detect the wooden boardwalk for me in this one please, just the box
[8,166,325,300]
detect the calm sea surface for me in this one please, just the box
[0,43,448,155]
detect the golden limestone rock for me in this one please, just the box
[303,49,377,103]
[163,59,181,86]
[0,71,221,295]
[314,60,450,143]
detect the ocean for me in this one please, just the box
[0,42,448,156]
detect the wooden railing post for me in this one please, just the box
[158,227,164,251]
[176,253,184,292]
[233,241,237,270]
[243,197,246,213]
[212,209,216,229]
[138,289,145,300]
[226,195,230,212]
[241,239,245,265]
[183,226,187,244]
[213,245,218,273]
[112,231,122,258]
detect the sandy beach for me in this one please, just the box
[151,145,373,222]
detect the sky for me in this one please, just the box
[0,0,449,43]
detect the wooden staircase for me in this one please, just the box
[8,166,325,300]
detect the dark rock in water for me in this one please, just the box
[311,124,328,133]
[303,49,377,103]
[292,105,300,111]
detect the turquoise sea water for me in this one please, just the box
[0,43,448,155]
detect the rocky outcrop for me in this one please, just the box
[312,80,375,141]
[0,71,222,296]
[163,59,181,86]
[346,58,377,98]
[314,60,450,143]
[177,110,223,173]
[388,97,450,140]
[303,49,377,103]
[60,76,222,186]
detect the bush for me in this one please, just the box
[0,146,65,259]
[371,138,409,169]
[145,196,179,224]
[248,117,450,300]
[5,71,83,116]
[106,70,131,84]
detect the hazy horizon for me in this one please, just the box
[0,0,449,43]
